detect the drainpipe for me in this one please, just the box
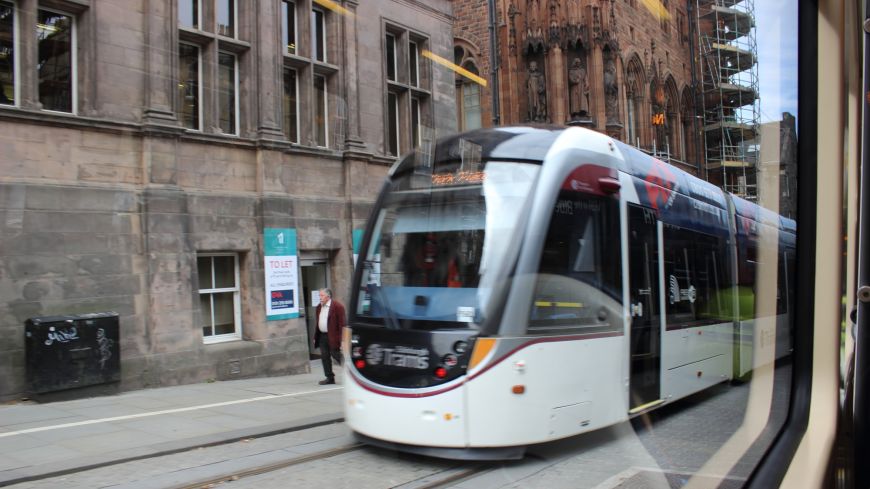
[488,0,501,126]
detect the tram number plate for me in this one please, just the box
[366,343,430,369]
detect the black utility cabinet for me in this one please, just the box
[25,312,121,394]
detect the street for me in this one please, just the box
[8,363,791,489]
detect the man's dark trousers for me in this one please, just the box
[320,338,335,381]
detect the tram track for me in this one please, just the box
[171,443,365,489]
[172,441,494,489]
[390,463,494,489]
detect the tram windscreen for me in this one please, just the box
[356,161,539,330]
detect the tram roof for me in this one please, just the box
[390,126,561,177]
[391,126,792,234]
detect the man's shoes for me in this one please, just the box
[318,378,336,385]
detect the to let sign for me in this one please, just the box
[264,228,300,320]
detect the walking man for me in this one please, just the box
[314,288,345,385]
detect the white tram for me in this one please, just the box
[343,126,796,460]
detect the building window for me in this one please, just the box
[179,0,200,29]
[454,47,482,131]
[178,4,247,136]
[387,91,399,155]
[282,1,296,55]
[198,253,242,343]
[37,9,75,113]
[314,74,327,146]
[217,51,237,135]
[0,2,14,105]
[411,97,421,148]
[385,33,396,82]
[311,7,325,62]
[178,43,201,130]
[461,81,481,131]
[283,67,298,142]
[409,40,419,87]
[385,24,431,157]
[217,0,235,38]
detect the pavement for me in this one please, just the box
[0,361,345,487]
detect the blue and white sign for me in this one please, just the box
[264,228,299,320]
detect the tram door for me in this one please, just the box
[627,204,662,412]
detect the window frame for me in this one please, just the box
[217,50,239,136]
[198,252,243,344]
[411,96,421,149]
[216,0,236,39]
[281,0,297,56]
[178,41,202,131]
[283,66,299,143]
[311,6,326,63]
[384,23,431,158]
[386,32,397,82]
[313,72,328,147]
[36,6,77,114]
[0,0,18,107]
[179,0,202,30]
[387,90,400,156]
[408,40,419,87]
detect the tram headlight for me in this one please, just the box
[434,366,448,379]
[453,341,468,354]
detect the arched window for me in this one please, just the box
[454,43,484,130]
[625,56,645,147]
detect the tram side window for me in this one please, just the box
[663,225,730,326]
[529,191,621,333]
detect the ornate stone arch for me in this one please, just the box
[624,53,646,147]
[680,86,697,167]
[662,75,680,158]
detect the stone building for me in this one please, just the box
[454,0,711,177]
[0,0,456,400]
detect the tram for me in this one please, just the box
[343,125,796,460]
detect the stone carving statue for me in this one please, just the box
[568,57,589,118]
[527,61,547,122]
[604,56,619,123]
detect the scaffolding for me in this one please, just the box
[696,0,759,200]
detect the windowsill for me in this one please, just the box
[203,333,243,345]
[179,26,215,44]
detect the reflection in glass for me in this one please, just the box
[178,43,200,130]
[0,2,13,105]
[314,74,327,146]
[200,294,212,336]
[283,68,298,142]
[311,8,325,62]
[197,256,212,289]
[387,92,398,156]
[461,78,481,130]
[409,41,419,87]
[411,98,420,148]
[385,34,396,82]
[37,10,73,112]
[178,0,198,28]
[218,52,237,135]
[213,256,235,289]
[213,292,235,335]
[282,1,297,55]
[217,0,234,37]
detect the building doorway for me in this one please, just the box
[300,255,330,359]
